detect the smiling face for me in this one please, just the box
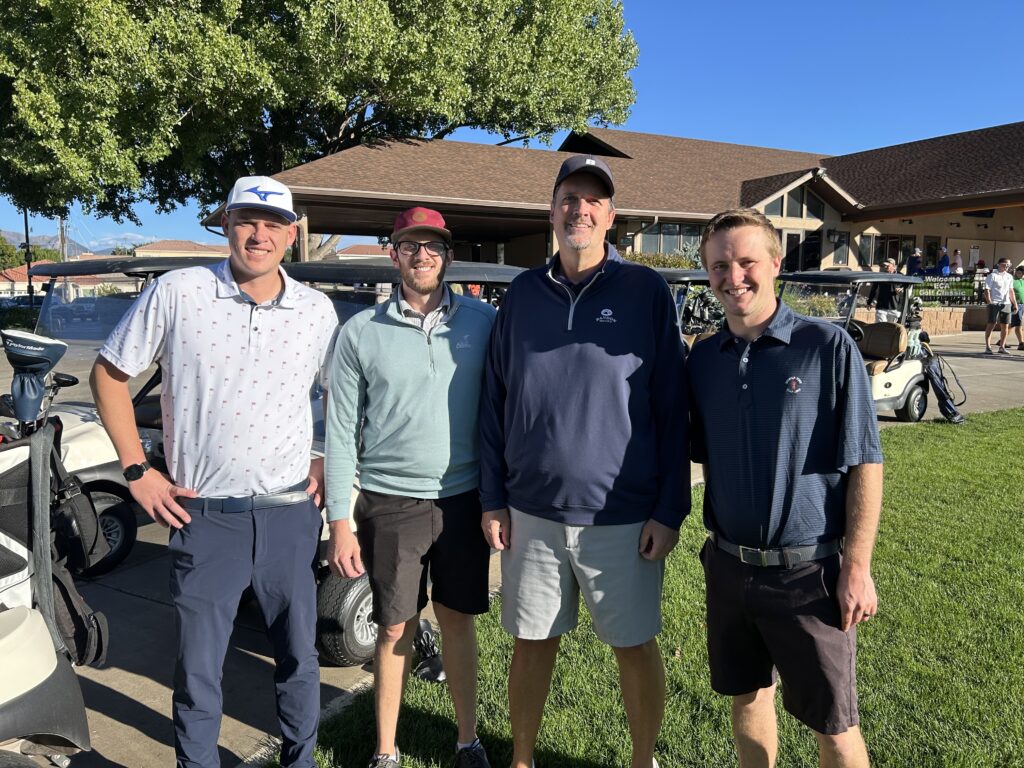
[702,224,782,339]
[389,231,452,297]
[550,173,616,258]
[222,209,296,286]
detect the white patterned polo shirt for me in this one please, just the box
[100,260,339,497]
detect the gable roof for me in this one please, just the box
[819,121,1024,215]
[201,122,1024,234]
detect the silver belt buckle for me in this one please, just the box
[738,545,768,566]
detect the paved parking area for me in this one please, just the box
[2,331,1021,767]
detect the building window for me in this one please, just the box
[764,196,783,216]
[786,187,803,218]
[833,231,850,266]
[636,222,703,255]
[924,236,941,268]
[805,191,825,220]
[858,234,874,268]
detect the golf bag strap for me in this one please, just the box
[29,424,67,656]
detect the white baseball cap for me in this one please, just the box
[225,176,296,222]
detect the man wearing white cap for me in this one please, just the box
[91,176,338,767]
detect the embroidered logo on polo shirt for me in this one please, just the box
[456,334,472,349]
[785,376,803,394]
[596,308,616,323]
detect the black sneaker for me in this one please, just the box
[368,754,400,768]
[454,739,491,768]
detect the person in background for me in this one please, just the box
[982,258,1017,354]
[1012,265,1024,351]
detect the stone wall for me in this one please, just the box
[851,306,987,335]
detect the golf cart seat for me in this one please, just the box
[857,322,907,375]
[134,395,163,430]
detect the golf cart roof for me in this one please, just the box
[30,256,524,285]
[30,257,222,278]
[285,258,524,285]
[778,270,923,286]
[653,268,708,285]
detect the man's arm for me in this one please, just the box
[837,462,883,631]
[90,357,196,528]
[479,293,511,550]
[324,322,366,578]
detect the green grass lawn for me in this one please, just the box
[314,409,1024,767]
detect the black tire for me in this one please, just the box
[895,384,927,422]
[0,751,44,767]
[316,573,376,666]
[80,490,139,577]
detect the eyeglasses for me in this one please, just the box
[395,241,447,258]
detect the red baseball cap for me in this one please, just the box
[390,207,452,245]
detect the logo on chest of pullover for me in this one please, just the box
[785,376,803,394]
[456,334,473,349]
[595,308,616,324]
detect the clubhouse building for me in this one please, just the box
[206,121,1024,271]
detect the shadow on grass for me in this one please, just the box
[318,694,612,768]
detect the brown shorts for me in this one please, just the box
[700,538,859,735]
[354,488,491,627]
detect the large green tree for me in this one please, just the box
[0,0,637,255]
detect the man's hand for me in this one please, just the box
[129,470,197,529]
[836,561,878,632]
[305,457,325,509]
[482,508,510,550]
[326,519,364,578]
[638,519,679,561]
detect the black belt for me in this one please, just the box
[708,531,841,568]
[180,481,309,513]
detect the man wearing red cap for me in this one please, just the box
[325,207,496,768]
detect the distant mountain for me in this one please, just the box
[1,228,90,256]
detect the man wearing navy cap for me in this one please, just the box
[325,207,496,768]
[688,208,882,768]
[479,155,688,768]
[91,176,338,767]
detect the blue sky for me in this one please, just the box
[3,0,1022,249]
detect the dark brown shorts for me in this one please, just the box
[700,538,859,735]
[354,488,491,628]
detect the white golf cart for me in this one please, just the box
[777,271,928,422]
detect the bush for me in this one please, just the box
[627,242,701,270]
[0,308,39,331]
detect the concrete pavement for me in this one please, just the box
[2,331,1022,767]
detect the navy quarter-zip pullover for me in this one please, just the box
[479,246,690,528]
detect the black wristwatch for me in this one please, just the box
[122,461,151,482]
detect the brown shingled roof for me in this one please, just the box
[135,240,229,254]
[337,243,390,256]
[820,121,1024,211]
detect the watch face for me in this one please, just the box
[123,463,147,481]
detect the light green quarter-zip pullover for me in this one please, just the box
[324,292,496,521]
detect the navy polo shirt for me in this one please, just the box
[686,302,883,548]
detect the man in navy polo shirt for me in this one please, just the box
[480,155,688,768]
[687,209,883,768]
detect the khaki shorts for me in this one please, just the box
[500,507,663,647]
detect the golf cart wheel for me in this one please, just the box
[896,385,927,422]
[0,751,43,767]
[80,489,139,577]
[316,572,376,666]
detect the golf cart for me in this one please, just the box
[21,255,523,668]
[653,268,720,354]
[777,271,928,421]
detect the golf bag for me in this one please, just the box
[921,342,967,425]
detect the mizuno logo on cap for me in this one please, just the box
[244,186,284,202]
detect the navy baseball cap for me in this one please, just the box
[553,154,615,197]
